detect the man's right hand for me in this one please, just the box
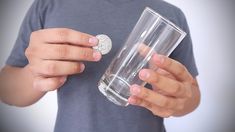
[25,28,101,92]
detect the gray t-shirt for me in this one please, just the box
[6,0,198,132]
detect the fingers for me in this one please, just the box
[32,28,98,46]
[29,60,85,76]
[136,43,192,82]
[139,69,189,97]
[33,76,67,92]
[155,68,175,80]
[26,28,100,92]
[152,54,193,82]
[129,84,181,110]
[128,96,174,118]
[26,44,101,61]
[137,43,155,57]
[26,28,102,62]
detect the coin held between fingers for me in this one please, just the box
[93,34,112,55]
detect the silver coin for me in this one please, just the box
[93,34,112,55]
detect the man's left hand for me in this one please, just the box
[128,54,200,117]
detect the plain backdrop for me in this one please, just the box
[0,0,235,132]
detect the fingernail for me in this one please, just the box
[154,54,164,64]
[89,37,98,46]
[139,69,150,79]
[80,63,85,72]
[131,85,141,95]
[93,51,102,61]
[128,97,137,104]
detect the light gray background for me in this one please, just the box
[0,0,234,132]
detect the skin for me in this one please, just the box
[0,28,200,117]
[128,54,200,117]
[0,28,101,106]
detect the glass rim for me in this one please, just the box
[144,7,187,37]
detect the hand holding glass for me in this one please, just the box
[98,7,186,106]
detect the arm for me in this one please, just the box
[0,28,101,107]
[0,65,45,107]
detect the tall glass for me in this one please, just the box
[98,7,186,106]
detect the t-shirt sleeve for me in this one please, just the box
[6,0,44,67]
[169,9,199,77]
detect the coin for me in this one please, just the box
[93,34,112,55]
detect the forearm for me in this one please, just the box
[0,65,46,107]
[173,79,201,117]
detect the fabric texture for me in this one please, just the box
[6,0,198,132]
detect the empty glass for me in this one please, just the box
[98,7,186,106]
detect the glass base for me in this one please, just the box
[98,78,129,107]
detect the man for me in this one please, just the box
[0,0,200,132]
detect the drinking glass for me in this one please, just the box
[98,7,186,106]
